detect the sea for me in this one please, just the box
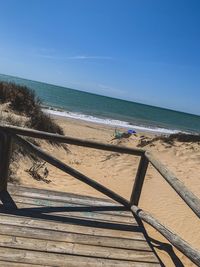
[0,73,200,135]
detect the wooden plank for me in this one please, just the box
[0,247,160,267]
[145,151,200,219]
[0,261,51,267]
[0,234,157,262]
[9,185,123,207]
[7,184,131,218]
[130,155,149,205]
[0,223,151,251]
[7,200,136,225]
[0,214,145,240]
[131,205,200,267]
[8,185,127,210]
[0,190,17,209]
[12,135,130,208]
[0,125,145,156]
[8,183,118,205]
[13,198,131,218]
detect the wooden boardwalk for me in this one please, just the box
[0,126,199,265]
[0,184,161,267]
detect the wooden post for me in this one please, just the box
[130,155,149,206]
[0,131,12,192]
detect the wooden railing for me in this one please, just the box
[0,125,200,266]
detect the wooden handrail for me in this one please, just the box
[131,205,200,266]
[0,125,200,265]
[145,151,200,219]
[0,125,144,156]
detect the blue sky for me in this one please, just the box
[0,0,200,115]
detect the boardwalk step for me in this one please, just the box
[0,234,157,262]
[0,247,161,267]
[0,213,144,240]
[0,223,151,251]
[0,185,161,266]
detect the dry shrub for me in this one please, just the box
[0,81,67,184]
[27,109,64,135]
[137,132,200,147]
[0,81,64,135]
[0,82,40,114]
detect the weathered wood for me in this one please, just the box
[130,155,149,205]
[131,205,200,266]
[8,183,127,209]
[0,131,12,191]
[5,199,136,225]
[2,126,199,265]
[145,151,200,219]
[6,183,131,217]
[10,194,131,218]
[12,134,129,207]
[0,190,17,209]
[0,234,157,262]
[2,204,135,229]
[0,184,161,266]
[0,261,50,267]
[0,125,145,156]
[0,132,4,173]
[0,214,145,240]
[0,223,151,251]
[0,247,161,267]
[8,184,118,205]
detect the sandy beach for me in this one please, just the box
[14,115,200,267]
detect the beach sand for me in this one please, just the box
[15,115,200,266]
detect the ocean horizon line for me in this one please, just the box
[1,72,199,118]
[0,73,200,134]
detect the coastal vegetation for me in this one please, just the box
[0,81,64,134]
[137,132,200,147]
[0,81,65,184]
[0,80,200,187]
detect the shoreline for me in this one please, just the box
[1,73,200,134]
[43,107,180,135]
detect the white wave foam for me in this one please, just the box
[43,108,179,134]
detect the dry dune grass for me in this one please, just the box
[0,81,64,135]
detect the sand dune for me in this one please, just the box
[15,116,200,266]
